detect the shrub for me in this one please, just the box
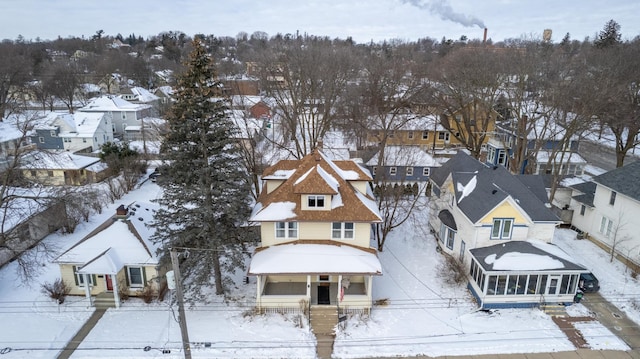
[41,278,71,304]
[138,286,154,303]
[118,280,130,301]
[437,254,467,285]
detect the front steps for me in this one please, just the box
[93,292,116,309]
[310,305,338,359]
[542,303,567,317]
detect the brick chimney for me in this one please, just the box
[115,204,128,219]
[483,28,488,43]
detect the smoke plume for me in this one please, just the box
[402,0,486,29]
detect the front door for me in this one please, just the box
[105,275,113,291]
[546,275,560,295]
[317,284,330,305]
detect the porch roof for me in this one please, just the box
[470,240,585,272]
[248,242,382,275]
[77,248,122,275]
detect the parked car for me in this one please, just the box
[148,169,161,182]
[579,272,600,293]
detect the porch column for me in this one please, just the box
[367,275,373,300]
[83,274,92,306]
[337,274,343,305]
[112,275,120,309]
[256,275,262,309]
[306,275,311,299]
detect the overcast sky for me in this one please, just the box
[2,0,639,44]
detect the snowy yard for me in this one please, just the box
[0,179,638,358]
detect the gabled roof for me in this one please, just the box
[431,152,558,223]
[470,240,585,272]
[35,112,106,138]
[79,95,151,112]
[592,161,640,202]
[251,149,381,223]
[20,151,100,170]
[55,202,160,271]
[570,181,596,207]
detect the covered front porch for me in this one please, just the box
[248,242,382,313]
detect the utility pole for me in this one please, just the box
[170,248,192,359]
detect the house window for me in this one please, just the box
[439,223,455,250]
[39,137,44,143]
[580,205,586,216]
[422,131,429,140]
[332,222,354,239]
[599,216,613,238]
[389,130,395,138]
[50,130,56,137]
[73,266,94,287]
[318,275,331,282]
[30,170,37,177]
[497,150,506,166]
[127,267,144,287]
[47,171,54,177]
[438,132,450,141]
[372,166,377,175]
[275,222,298,239]
[308,195,325,208]
[406,167,414,176]
[390,167,397,176]
[83,138,87,143]
[459,240,466,261]
[609,191,617,206]
[487,147,496,164]
[422,168,430,176]
[491,218,514,239]
[408,131,414,139]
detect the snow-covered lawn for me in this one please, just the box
[0,180,638,358]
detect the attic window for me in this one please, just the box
[308,195,325,208]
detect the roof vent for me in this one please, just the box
[492,189,497,194]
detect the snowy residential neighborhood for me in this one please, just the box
[2,22,640,359]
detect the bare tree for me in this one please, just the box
[257,37,354,158]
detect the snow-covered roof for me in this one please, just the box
[34,112,106,138]
[55,202,160,270]
[248,242,382,275]
[252,149,381,223]
[470,240,585,272]
[121,87,160,103]
[536,151,587,164]
[366,146,440,167]
[0,187,54,232]
[79,95,151,112]
[21,151,100,170]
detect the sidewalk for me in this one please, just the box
[56,308,106,359]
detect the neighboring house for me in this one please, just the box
[20,151,108,186]
[153,86,174,104]
[569,161,640,271]
[119,86,160,106]
[366,113,463,150]
[0,188,67,267]
[365,145,440,186]
[248,149,383,315]
[440,100,499,149]
[490,115,581,174]
[78,95,152,138]
[55,202,165,308]
[230,95,272,119]
[220,76,260,96]
[0,118,35,170]
[30,112,114,153]
[429,152,582,308]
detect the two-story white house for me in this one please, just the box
[429,152,584,309]
[31,112,113,153]
[78,95,152,139]
[248,149,382,316]
[570,161,640,271]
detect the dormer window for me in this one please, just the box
[308,195,325,208]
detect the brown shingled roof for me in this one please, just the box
[255,150,381,222]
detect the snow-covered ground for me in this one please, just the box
[0,179,638,358]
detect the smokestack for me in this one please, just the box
[483,28,487,43]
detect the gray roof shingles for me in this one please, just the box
[431,152,559,223]
[592,161,640,202]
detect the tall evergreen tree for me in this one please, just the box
[152,38,251,298]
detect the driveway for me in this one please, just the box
[581,291,640,350]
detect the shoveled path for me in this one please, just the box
[56,308,106,359]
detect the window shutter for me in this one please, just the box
[125,267,130,286]
[142,267,147,286]
[73,266,79,286]
[92,275,97,285]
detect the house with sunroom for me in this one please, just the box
[248,148,382,317]
[429,152,583,308]
[54,202,165,308]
